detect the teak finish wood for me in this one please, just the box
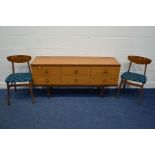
[128,56,151,65]
[31,56,121,95]
[7,55,32,63]
[31,56,120,66]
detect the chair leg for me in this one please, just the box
[14,82,17,92]
[117,79,123,96]
[29,82,35,104]
[7,83,10,106]
[140,85,144,103]
[123,81,127,89]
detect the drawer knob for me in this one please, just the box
[74,70,78,74]
[45,70,49,73]
[102,70,108,74]
[45,79,49,83]
[74,79,78,83]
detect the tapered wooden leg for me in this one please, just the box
[140,85,144,103]
[47,87,51,98]
[99,86,105,96]
[117,79,123,96]
[7,83,10,106]
[140,87,144,97]
[123,81,127,89]
[29,82,35,104]
[14,82,17,92]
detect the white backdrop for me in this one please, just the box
[0,26,155,88]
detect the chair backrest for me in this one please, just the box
[7,55,32,74]
[128,55,152,75]
[128,56,151,64]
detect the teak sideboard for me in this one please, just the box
[31,56,121,90]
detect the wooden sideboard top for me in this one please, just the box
[31,56,121,66]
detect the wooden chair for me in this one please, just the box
[118,56,151,99]
[5,55,35,105]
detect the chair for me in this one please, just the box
[5,55,34,105]
[118,56,151,99]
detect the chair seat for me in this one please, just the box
[5,73,32,83]
[121,72,146,84]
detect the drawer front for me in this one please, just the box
[91,75,119,85]
[91,66,120,76]
[62,76,90,84]
[32,66,61,76]
[33,75,61,85]
[33,77,51,85]
[62,66,91,75]
[32,65,120,85]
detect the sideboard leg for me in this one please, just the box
[47,87,52,98]
[99,86,105,96]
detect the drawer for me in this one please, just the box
[33,78,51,85]
[62,75,90,84]
[32,66,61,75]
[32,76,61,85]
[91,75,119,85]
[62,66,91,75]
[91,67,120,75]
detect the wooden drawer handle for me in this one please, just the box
[74,70,78,74]
[45,70,49,73]
[45,79,49,83]
[74,79,78,83]
[102,70,108,74]
[102,79,106,82]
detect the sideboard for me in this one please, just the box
[31,56,121,94]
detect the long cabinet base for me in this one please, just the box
[31,56,121,96]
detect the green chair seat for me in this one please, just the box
[121,72,146,84]
[5,73,32,83]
